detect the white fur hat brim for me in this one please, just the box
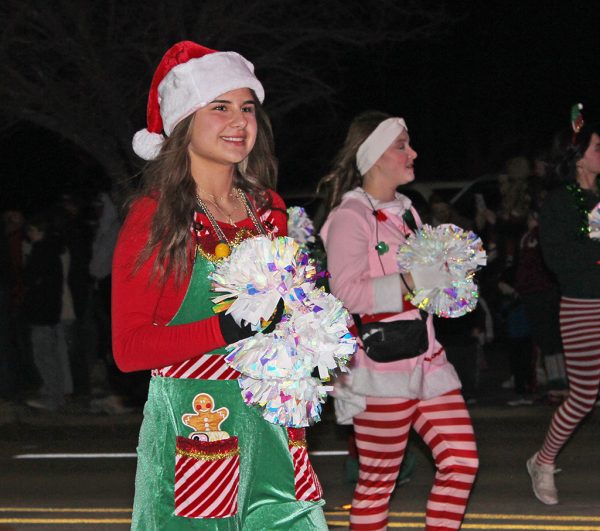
[159,51,264,136]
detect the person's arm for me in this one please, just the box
[324,207,405,315]
[112,192,288,373]
[111,198,229,372]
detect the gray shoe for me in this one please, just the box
[526,452,558,505]
[507,395,534,407]
[89,394,134,415]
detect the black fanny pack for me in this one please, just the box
[352,310,429,363]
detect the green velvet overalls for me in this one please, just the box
[131,251,327,530]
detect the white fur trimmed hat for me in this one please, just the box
[132,40,265,160]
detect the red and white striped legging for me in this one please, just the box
[350,389,478,531]
[537,297,600,466]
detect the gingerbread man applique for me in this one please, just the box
[182,393,230,442]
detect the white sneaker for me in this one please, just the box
[526,453,559,505]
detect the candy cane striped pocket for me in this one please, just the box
[287,428,323,502]
[174,435,240,518]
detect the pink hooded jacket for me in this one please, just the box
[320,188,460,421]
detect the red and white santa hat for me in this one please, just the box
[132,40,265,160]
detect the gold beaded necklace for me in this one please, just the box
[195,188,267,258]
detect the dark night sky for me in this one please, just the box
[282,2,600,187]
[2,2,599,211]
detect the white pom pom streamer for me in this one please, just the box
[224,321,307,380]
[287,206,316,245]
[212,235,356,427]
[224,294,356,426]
[397,224,487,318]
[226,291,355,380]
[287,288,356,378]
[237,374,331,427]
[211,235,316,328]
[589,202,600,240]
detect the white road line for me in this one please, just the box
[309,450,348,456]
[13,450,349,459]
[14,453,137,459]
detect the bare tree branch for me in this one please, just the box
[0,0,453,192]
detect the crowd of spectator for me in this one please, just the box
[0,151,572,416]
[0,190,149,415]
[422,154,569,406]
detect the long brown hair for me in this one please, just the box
[317,110,391,212]
[134,96,278,284]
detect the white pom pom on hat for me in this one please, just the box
[132,130,165,161]
[132,40,265,160]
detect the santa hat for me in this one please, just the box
[132,40,265,160]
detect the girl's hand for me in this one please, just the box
[218,311,256,344]
[262,298,285,334]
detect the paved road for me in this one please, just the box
[1,344,599,530]
[1,397,600,530]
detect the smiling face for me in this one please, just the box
[370,130,417,188]
[188,87,257,172]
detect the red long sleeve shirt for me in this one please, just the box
[111,191,287,372]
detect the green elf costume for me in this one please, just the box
[112,41,327,530]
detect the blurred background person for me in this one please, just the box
[0,213,14,401]
[56,193,94,403]
[88,190,137,413]
[23,213,72,411]
[527,118,600,505]
[3,209,39,396]
[514,210,566,400]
